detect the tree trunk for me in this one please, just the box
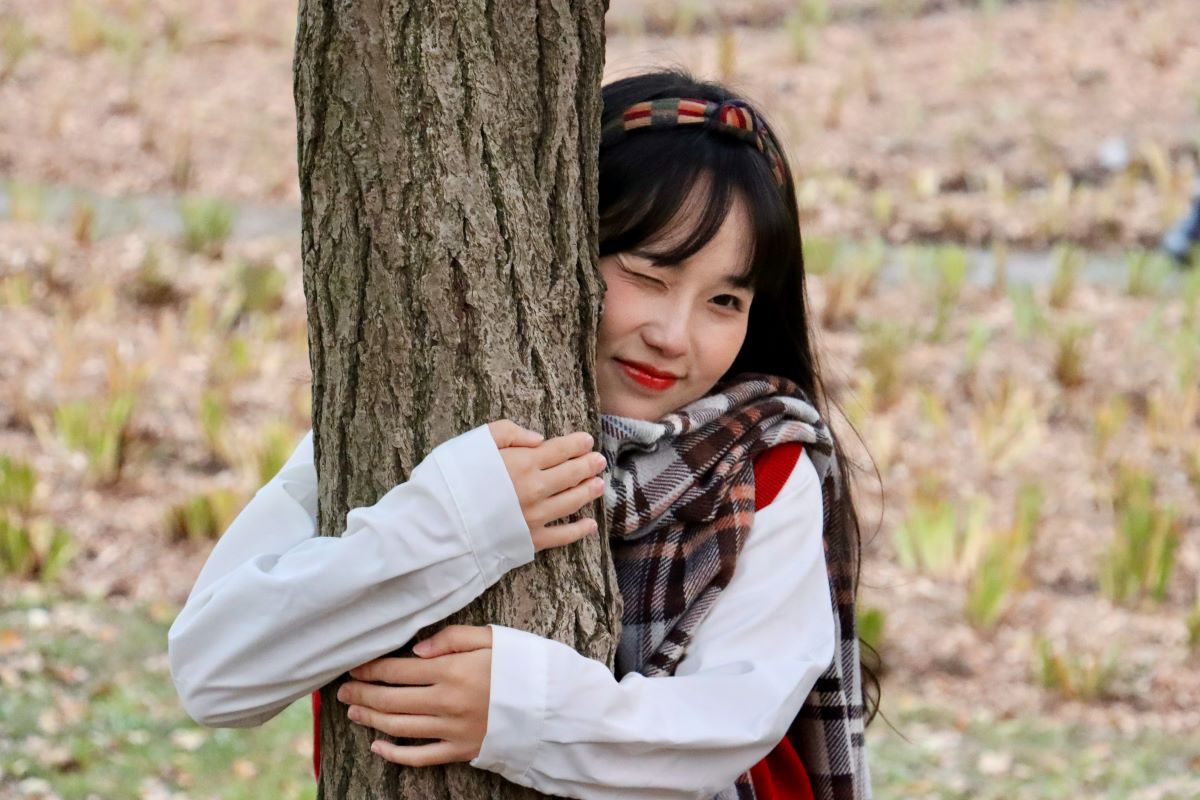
[293,1,616,798]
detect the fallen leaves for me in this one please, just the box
[0,627,23,650]
[169,729,207,752]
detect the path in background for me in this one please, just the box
[6,181,1185,291]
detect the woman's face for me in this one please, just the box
[596,195,755,421]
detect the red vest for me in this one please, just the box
[312,442,813,799]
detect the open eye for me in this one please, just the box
[712,294,744,311]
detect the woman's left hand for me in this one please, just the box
[337,624,493,766]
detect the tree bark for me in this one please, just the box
[294,1,616,797]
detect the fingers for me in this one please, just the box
[347,705,449,740]
[348,656,442,685]
[370,739,470,767]
[531,477,605,528]
[338,681,441,715]
[540,450,607,496]
[533,431,596,470]
[487,419,544,449]
[413,625,492,658]
[532,517,599,552]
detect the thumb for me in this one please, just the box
[488,419,544,449]
[413,625,493,658]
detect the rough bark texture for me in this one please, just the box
[293,1,617,797]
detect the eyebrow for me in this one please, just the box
[629,249,754,290]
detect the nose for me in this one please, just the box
[640,305,689,360]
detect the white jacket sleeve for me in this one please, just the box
[470,450,834,800]
[168,423,534,728]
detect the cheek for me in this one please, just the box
[699,318,749,379]
[597,279,641,351]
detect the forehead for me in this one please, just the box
[637,187,754,279]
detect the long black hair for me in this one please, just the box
[598,69,879,723]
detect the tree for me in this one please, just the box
[293,1,617,797]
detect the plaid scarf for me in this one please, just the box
[600,373,870,800]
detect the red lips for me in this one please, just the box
[615,359,680,392]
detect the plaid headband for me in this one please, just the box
[600,97,788,189]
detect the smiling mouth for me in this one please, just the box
[615,359,680,392]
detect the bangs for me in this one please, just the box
[598,127,797,294]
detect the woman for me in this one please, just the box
[169,69,873,800]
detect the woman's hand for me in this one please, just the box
[339,625,494,767]
[487,420,607,552]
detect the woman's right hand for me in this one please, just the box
[487,420,607,553]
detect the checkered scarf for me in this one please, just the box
[600,373,870,800]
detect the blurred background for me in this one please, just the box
[1,0,1198,798]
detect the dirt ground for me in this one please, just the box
[1,0,1199,791]
[2,0,1199,247]
[2,224,1196,739]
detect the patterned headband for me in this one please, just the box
[599,97,788,189]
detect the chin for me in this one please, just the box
[597,365,712,421]
[605,387,706,422]
[600,393,667,421]
[601,399,653,421]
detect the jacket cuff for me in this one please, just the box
[432,424,535,586]
[276,430,318,522]
[471,624,548,781]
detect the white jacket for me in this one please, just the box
[168,424,834,800]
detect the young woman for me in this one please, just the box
[169,70,872,800]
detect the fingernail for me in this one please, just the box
[347,706,360,722]
[588,519,599,533]
[413,640,430,656]
[581,432,594,447]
